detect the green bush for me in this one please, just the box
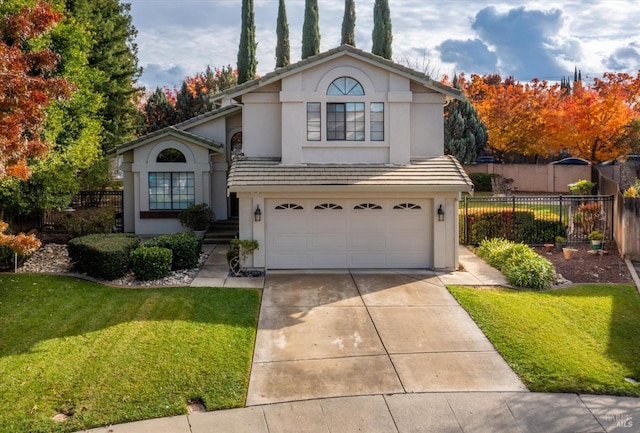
[68,233,140,280]
[144,233,202,270]
[469,173,496,192]
[477,238,555,290]
[130,247,172,280]
[53,207,116,237]
[466,211,566,245]
[0,245,19,270]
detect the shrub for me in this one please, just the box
[53,207,115,237]
[468,173,496,192]
[568,179,595,195]
[178,203,214,231]
[478,238,555,290]
[68,233,140,280]
[130,247,172,280]
[466,210,566,245]
[144,233,202,270]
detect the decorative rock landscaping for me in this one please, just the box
[17,243,211,287]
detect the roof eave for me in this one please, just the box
[228,184,473,193]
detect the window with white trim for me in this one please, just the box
[354,203,382,210]
[314,203,343,210]
[149,172,195,210]
[393,203,422,210]
[275,203,304,210]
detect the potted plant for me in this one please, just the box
[562,246,578,260]
[555,235,566,251]
[588,230,604,250]
[178,203,214,237]
[229,239,259,276]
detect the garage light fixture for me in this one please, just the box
[254,205,262,222]
[437,204,445,222]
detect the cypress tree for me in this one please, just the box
[372,0,392,59]
[237,0,257,84]
[341,0,356,46]
[301,0,320,59]
[275,0,290,68]
[444,74,488,164]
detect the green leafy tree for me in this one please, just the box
[341,0,356,46]
[444,74,488,164]
[372,0,392,59]
[237,0,257,84]
[301,0,320,59]
[275,0,290,68]
[66,0,143,153]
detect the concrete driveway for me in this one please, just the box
[246,271,526,406]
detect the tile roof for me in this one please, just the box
[111,126,224,155]
[228,156,473,193]
[213,45,463,102]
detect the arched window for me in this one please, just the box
[231,131,243,154]
[156,148,186,163]
[354,203,382,210]
[314,203,343,210]
[275,203,304,210]
[327,77,364,95]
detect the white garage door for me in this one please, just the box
[266,199,431,269]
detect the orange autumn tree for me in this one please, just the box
[465,74,559,160]
[546,73,640,162]
[0,1,71,257]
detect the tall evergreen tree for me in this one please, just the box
[66,0,143,153]
[301,0,320,59]
[372,0,392,59]
[444,75,488,164]
[237,0,257,84]
[144,87,176,133]
[275,0,290,68]
[341,0,356,46]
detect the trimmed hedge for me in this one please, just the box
[468,173,496,192]
[68,233,140,280]
[477,238,555,290]
[144,232,202,270]
[131,246,172,280]
[466,210,566,245]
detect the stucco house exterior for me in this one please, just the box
[113,45,473,270]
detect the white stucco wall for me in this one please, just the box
[237,56,447,164]
[125,139,213,235]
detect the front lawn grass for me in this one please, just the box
[0,274,260,433]
[448,284,640,397]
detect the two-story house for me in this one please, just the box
[113,45,473,270]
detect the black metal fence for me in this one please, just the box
[44,190,124,233]
[460,195,614,245]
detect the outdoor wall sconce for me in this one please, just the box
[254,205,262,222]
[437,204,445,222]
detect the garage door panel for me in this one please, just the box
[271,234,308,250]
[266,199,431,269]
[311,234,347,249]
[349,235,386,250]
[310,254,348,267]
[270,216,308,233]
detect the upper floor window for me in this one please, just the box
[157,148,186,163]
[327,102,364,141]
[327,77,364,95]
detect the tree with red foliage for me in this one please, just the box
[0,1,69,256]
[0,1,70,180]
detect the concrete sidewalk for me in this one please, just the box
[81,392,639,433]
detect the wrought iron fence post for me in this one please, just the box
[559,195,563,227]
[464,195,469,245]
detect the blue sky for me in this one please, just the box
[127,0,640,90]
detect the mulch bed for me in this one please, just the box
[534,241,633,284]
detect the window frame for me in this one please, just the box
[148,171,195,210]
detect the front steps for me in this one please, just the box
[204,219,239,244]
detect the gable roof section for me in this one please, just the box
[228,156,473,193]
[213,44,463,102]
[111,126,224,155]
[111,104,241,155]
